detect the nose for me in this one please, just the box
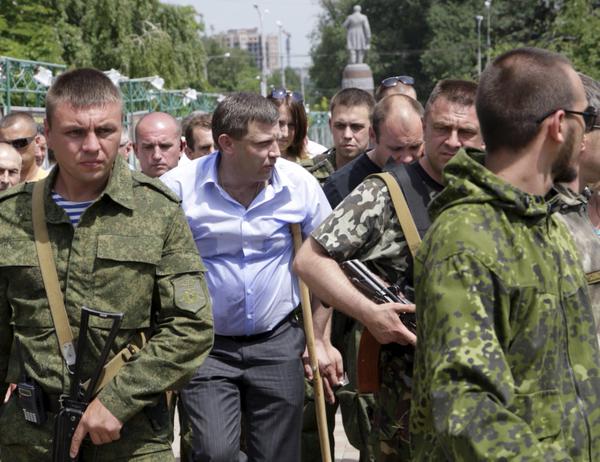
[151,145,163,160]
[0,171,8,184]
[269,140,281,159]
[445,129,461,149]
[342,125,353,140]
[82,131,100,152]
[280,123,289,139]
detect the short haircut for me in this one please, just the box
[212,92,279,149]
[45,68,122,126]
[267,94,308,159]
[424,79,478,119]
[134,112,182,141]
[579,73,600,110]
[477,47,574,153]
[330,87,375,117]
[182,112,213,150]
[372,94,424,141]
[0,111,37,134]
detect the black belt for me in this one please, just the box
[216,312,295,343]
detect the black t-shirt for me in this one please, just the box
[322,151,379,208]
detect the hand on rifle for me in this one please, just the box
[303,341,344,404]
[69,397,123,458]
[364,301,416,345]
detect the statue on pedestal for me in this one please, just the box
[343,5,371,64]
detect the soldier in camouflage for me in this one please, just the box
[0,68,213,461]
[307,87,374,184]
[411,48,600,461]
[556,73,600,346]
[294,80,483,461]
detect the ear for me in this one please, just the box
[43,118,50,138]
[180,138,186,154]
[547,110,566,144]
[218,134,235,155]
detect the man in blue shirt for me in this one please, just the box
[161,92,333,462]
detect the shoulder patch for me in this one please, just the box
[131,172,181,203]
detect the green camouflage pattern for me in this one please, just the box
[306,148,336,184]
[411,149,600,461]
[555,184,600,346]
[313,173,437,460]
[0,155,214,460]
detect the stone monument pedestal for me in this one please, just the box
[341,63,374,94]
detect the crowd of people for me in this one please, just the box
[1,45,600,462]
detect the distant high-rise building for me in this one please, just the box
[216,28,280,73]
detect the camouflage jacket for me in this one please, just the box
[306,147,337,184]
[555,184,600,345]
[411,150,600,461]
[0,156,214,424]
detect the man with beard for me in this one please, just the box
[410,47,600,460]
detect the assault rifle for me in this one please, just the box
[53,307,123,462]
[340,260,416,393]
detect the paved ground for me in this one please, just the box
[172,408,359,461]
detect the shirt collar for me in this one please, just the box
[44,155,135,224]
[203,151,293,195]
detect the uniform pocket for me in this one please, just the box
[509,389,563,440]
[92,234,163,328]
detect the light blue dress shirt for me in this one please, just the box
[161,152,332,336]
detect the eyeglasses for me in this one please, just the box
[270,88,303,103]
[0,136,36,149]
[381,75,415,88]
[536,105,599,133]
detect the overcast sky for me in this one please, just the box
[162,0,324,68]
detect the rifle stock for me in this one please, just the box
[340,260,415,393]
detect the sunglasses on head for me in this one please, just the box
[270,88,303,103]
[536,105,599,133]
[1,136,36,149]
[381,75,415,88]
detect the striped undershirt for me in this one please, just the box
[51,192,93,227]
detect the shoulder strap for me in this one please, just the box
[389,163,432,234]
[32,179,77,367]
[370,172,421,258]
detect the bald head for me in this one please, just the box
[134,112,183,177]
[375,82,417,102]
[370,94,424,168]
[0,142,23,191]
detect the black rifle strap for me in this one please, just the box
[386,163,432,238]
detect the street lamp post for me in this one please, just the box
[203,52,231,84]
[484,0,492,66]
[276,20,285,89]
[476,15,483,76]
[253,3,267,97]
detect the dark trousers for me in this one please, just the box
[181,316,305,462]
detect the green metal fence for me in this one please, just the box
[0,56,332,148]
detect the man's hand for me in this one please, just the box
[69,398,123,458]
[364,302,416,345]
[303,341,344,404]
[3,383,16,403]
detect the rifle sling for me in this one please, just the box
[32,179,77,367]
[32,179,145,394]
[369,172,422,258]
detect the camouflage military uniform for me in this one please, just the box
[555,184,600,346]
[0,156,214,461]
[306,148,336,184]
[312,162,441,461]
[411,150,600,461]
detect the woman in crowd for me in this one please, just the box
[268,88,311,162]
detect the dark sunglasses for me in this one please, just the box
[381,75,415,88]
[536,105,599,133]
[270,88,303,103]
[1,136,36,149]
